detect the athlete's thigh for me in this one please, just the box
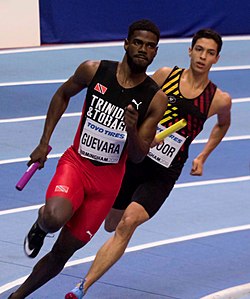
[66,188,118,243]
[46,154,85,212]
[113,161,144,210]
[133,177,176,218]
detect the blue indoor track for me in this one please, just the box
[0,37,250,298]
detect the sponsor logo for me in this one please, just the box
[24,237,35,256]
[131,99,142,110]
[86,230,93,239]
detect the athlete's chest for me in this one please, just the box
[179,84,205,99]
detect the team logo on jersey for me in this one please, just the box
[94,83,107,95]
[55,185,69,193]
[168,96,177,104]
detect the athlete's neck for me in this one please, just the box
[183,68,210,90]
[179,68,210,99]
[116,59,147,88]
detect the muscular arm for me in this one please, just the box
[126,89,168,163]
[28,60,100,168]
[191,89,232,175]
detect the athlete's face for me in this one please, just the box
[189,38,220,73]
[125,30,158,73]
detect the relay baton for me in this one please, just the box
[155,119,187,143]
[15,145,52,191]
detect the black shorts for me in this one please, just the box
[113,157,183,218]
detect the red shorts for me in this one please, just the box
[46,146,126,243]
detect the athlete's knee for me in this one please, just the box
[116,213,143,237]
[104,217,120,232]
[116,203,149,235]
[119,214,139,231]
[40,198,73,232]
[104,209,124,232]
[42,212,62,232]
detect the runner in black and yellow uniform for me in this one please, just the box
[113,65,217,218]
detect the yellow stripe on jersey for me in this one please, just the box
[163,82,179,94]
[161,67,184,125]
[162,68,182,94]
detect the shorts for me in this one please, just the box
[46,146,126,243]
[113,157,183,218]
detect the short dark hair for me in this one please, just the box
[191,29,223,55]
[127,19,160,43]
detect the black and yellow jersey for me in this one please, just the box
[159,66,217,165]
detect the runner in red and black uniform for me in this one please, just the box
[68,28,232,297]
[9,19,167,299]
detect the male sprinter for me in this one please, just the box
[8,19,167,299]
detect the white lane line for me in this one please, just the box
[1,176,249,216]
[0,79,66,87]
[1,223,250,294]
[0,204,43,216]
[0,153,62,165]
[1,66,250,87]
[0,112,81,123]
[0,97,248,124]
[200,283,250,299]
[0,35,250,54]
[192,135,250,144]
[175,176,250,188]
[232,97,250,103]
[211,65,250,71]
[0,133,249,166]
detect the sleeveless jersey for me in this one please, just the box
[73,60,160,165]
[148,66,217,167]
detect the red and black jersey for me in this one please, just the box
[72,60,160,165]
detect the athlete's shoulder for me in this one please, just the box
[73,60,101,85]
[209,87,232,117]
[151,66,174,87]
[74,60,101,74]
[214,88,232,108]
[77,60,101,72]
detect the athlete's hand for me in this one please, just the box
[190,157,204,176]
[150,137,163,148]
[27,143,49,169]
[124,104,139,133]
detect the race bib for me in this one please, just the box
[148,124,186,168]
[78,117,127,163]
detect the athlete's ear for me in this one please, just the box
[214,54,220,64]
[124,38,129,51]
[154,46,159,56]
[188,47,192,57]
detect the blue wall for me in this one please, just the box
[40,0,250,44]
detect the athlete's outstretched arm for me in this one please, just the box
[28,60,100,168]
